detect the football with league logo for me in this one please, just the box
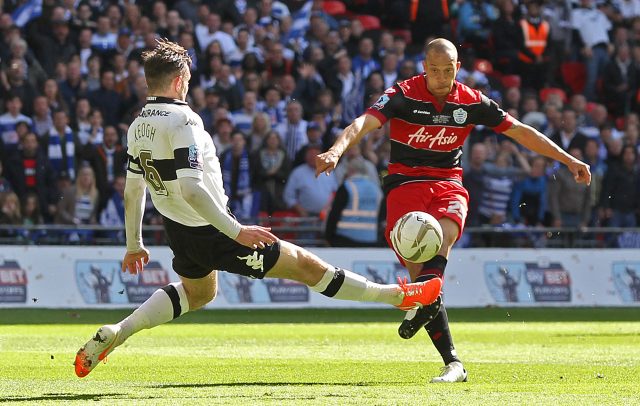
[391,211,443,263]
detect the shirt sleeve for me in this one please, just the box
[364,84,404,126]
[172,117,205,180]
[126,128,143,179]
[473,94,515,132]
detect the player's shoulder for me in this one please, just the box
[453,81,484,104]
[394,74,424,98]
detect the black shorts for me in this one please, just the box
[162,216,281,279]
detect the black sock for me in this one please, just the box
[425,302,460,365]
[415,255,461,365]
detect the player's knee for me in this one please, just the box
[185,285,216,310]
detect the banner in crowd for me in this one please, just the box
[0,246,639,308]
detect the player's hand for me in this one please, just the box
[315,149,340,177]
[235,225,278,250]
[122,247,150,275]
[567,158,591,185]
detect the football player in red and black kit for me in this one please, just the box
[316,38,591,383]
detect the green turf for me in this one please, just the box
[0,308,639,405]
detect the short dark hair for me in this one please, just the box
[141,38,191,91]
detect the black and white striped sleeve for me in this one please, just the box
[126,153,144,178]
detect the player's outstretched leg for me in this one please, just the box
[75,272,216,377]
[266,241,442,309]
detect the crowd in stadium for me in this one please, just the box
[0,0,638,246]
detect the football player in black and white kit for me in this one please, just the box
[74,39,443,378]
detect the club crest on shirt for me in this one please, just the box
[372,94,390,110]
[188,144,202,170]
[453,108,467,124]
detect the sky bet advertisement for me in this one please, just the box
[484,261,571,303]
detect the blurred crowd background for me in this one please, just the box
[0,0,639,248]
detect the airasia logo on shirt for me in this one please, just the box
[407,127,458,148]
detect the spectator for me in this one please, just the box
[264,42,296,82]
[276,100,308,161]
[212,117,234,156]
[549,145,592,228]
[91,16,117,52]
[511,156,548,226]
[326,158,382,247]
[293,122,325,168]
[42,110,78,181]
[73,98,93,145]
[380,52,399,89]
[584,138,607,224]
[284,144,337,217]
[463,142,488,227]
[35,19,77,77]
[22,192,43,226]
[221,131,255,219]
[200,90,224,133]
[56,164,100,225]
[0,191,21,225]
[254,130,291,213]
[457,0,498,56]
[43,78,69,114]
[99,174,126,241]
[76,27,96,76]
[247,112,271,153]
[293,61,326,116]
[518,0,551,91]
[259,86,286,127]
[478,142,531,225]
[600,145,640,227]
[231,90,258,135]
[0,95,32,147]
[4,132,58,222]
[351,37,380,86]
[571,0,612,101]
[59,59,86,110]
[2,59,38,115]
[32,95,53,138]
[212,64,243,111]
[492,0,521,75]
[199,53,224,89]
[0,160,13,194]
[332,142,379,186]
[81,125,127,209]
[4,38,47,94]
[195,12,238,60]
[603,43,637,116]
[88,70,123,127]
[550,109,589,153]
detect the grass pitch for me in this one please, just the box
[0,308,639,405]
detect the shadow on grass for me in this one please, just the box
[1,308,639,325]
[148,381,394,389]
[0,393,123,402]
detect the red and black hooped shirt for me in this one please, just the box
[365,75,514,192]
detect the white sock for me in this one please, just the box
[310,267,401,305]
[116,282,189,344]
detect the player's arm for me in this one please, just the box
[178,177,276,249]
[502,120,591,185]
[173,118,276,249]
[315,114,381,176]
[317,85,402,176]
[123,174,150,275]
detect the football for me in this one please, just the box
[390,211,443,263]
